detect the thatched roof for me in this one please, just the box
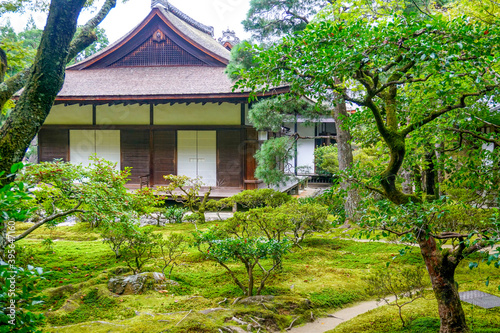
[56,66,288,104]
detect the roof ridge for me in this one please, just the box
[152,0,214,37]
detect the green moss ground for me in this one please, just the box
[13,221,500,332]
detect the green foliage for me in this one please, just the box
[226,188,291,209]
[314,144,387,177]
[314,145,339,176]
[312,185,347,222]
[20,157,169,231]
[100,219,136,258]
[236,3,500,329]
[225,41,259,80]
[69,26,109,64]
[160,175,211,224]
[248,97,327,132]
[20,158,132,228]
[119,226,161,274]
[309,289,360,308]
[226,200,329,247]
[283,200,330,246]
[0,262,46,332]
[254,136,296,185]
[164,206,188,224]
[242,0,329,42]
[194,227,291,296]
[0,20,41,78]
[41,238,54,252]
[226,207,292,242]
[157,233,186,278]
[408,317,441,332]
[129,186,164,220]
[0,162,32,224]
[365,266,428,327]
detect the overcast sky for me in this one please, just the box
[2,0,251,43]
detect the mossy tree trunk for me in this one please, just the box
[0,0,117,180]
[417,233,469,333]
[0,0,86,180]
[332,86,360,224]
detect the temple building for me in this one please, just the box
[38,0,287,194]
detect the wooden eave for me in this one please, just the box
[52,87,290,106]
[69,8,228,70]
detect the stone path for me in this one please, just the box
[288,296,396,333]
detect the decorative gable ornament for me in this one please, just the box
[218,29,240,50]
[151,0,168,9]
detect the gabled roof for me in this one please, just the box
[53,2,288,104]
[68,2,231,70]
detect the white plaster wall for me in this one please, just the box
[45,104,92,125]
[154,103,240,125]
[97,104,150,125]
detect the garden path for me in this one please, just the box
[288,296,396,333]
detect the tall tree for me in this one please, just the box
[242,0,333,43]
[0,0,117,178]
[233,0,361,222]
[236,2,500,332]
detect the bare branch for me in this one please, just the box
[447,128,500,146]
[465,112,500,129]
[374,73,433,96]
[13,202,84,242]
[401,86,499,136]
[381,226,415,237]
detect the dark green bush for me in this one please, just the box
[309,289,360,308]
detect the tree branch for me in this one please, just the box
[67,0,117,61]
[401,86,498,136]
[14,202,84,242]
[447,128,499,146]
[465,112,500,129]
[381,226,414,237]
[430,232,471,240]
[0,0,117,110]
[374,73,432,96]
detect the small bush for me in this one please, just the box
[227,188,291,210]
[164,206,188,224]
[309,289,360,308]
[408,317,440,332]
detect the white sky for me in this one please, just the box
[1,0,251,43]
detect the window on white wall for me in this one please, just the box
[69,130,120,169]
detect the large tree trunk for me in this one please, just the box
[423,149,437,196]
[0,48,7,83]
[401,167,413,194]
[332,91,360,223]
[0,0,86,179]
[417,233,469,333]
[0,0,117,178]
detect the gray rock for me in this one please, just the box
[108,272,178,295]
[198,307,227,315]
[236,295,275,305]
